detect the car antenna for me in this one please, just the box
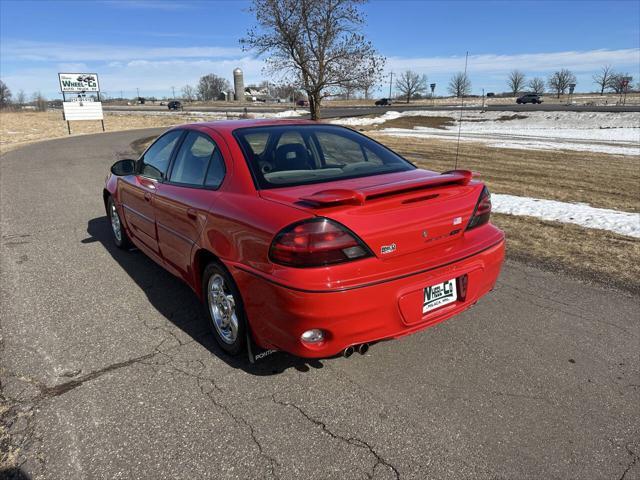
[454,51,469,170]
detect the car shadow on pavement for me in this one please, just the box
[0,467,32,480]
[85,216,326,376]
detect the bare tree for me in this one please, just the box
[197,74,231,101]
[182,85,197,102]
[607,73,633,94]
[31,91,47,112]
[15,89,26,106]
[593,65,614,96]
[359,56,384,99]
[547,69,576,98]
[242,0,386,120]
[448,72,471,97]
[527,77,545,95]
[0,80,12,108]
[507,70,526,95]
[395,70,427,103]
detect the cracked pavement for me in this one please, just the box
[1,128,639,479]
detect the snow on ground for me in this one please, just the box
[492,194,640,238]
[255,109,308,118]
[333,110,640,156]
[108,109,308,120]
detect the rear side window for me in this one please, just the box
[315,132,384,166]
[140,130,183,180]
[168,131,226,188]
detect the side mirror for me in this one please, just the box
[110,159,136,176]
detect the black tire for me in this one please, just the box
[107,196,131,249]
[202,262,247,355]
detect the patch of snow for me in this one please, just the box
[379,128,640,156]
[254,109,308,118]
[492,194,640,238]
[333,109,640,156]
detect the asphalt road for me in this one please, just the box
[102,102,640,118]
[1,129,639,480]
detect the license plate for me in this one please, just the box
[423,278,457,314]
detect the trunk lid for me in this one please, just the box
[259,169,483,259]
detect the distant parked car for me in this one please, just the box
[375,98,392,106]
[486,92,495,97]
[296,99,309,107]
[168,100,183,111]
[516,93,543,104]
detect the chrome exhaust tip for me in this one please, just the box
[343,346,354,358]
[357,343,369,355]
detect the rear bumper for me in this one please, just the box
[230,237,505,358]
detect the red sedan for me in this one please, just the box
[104,120,504,359]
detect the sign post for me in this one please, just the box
[58,73,104,134]
[430,83,436,107]
[568,83,576,105]
[621,77,631,105]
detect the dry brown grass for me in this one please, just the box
[492,213,640,294]
[367,134,640,213]
[0,110,213,155]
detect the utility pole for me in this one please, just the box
[136,87,140,99]
[171,86,175,99]
[120,90,123,100]
[388,72,394,99]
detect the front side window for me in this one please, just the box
[140,130,183,180]
[168,131,226,188]
[234,125,414,189]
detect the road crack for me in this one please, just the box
[272,395,400,479]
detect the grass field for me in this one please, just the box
[0,110,214,154]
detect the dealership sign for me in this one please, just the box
[58,73,100,93]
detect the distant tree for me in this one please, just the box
[593,65,614,96]
[338,79,359,100]
[507,70,526,95]
[15,89,26,106]
[359,57,384,99]
[0,80,12,108]
[448,72,471,97]
[31,91,47,112]
[182,85,197,102]
[528,77,545,95]
[395,70,427,103]
[547,69,576,98]
[607,73,633,94]
[197,74,230,101]
[241,0,386,120]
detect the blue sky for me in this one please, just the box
[1,0,639,99]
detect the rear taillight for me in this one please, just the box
[466,186,492,231]
[269,218,372,268]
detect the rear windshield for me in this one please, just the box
[233,124,415,189]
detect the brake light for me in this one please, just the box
[466,186,492,230]
[270,218,372,268]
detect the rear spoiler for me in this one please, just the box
[299,170,475,207]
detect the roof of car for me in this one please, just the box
[177,118,321,134]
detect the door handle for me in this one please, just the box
[186,208,198,220]
[144,192,152,202]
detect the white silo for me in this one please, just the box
[233,68,244,102]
